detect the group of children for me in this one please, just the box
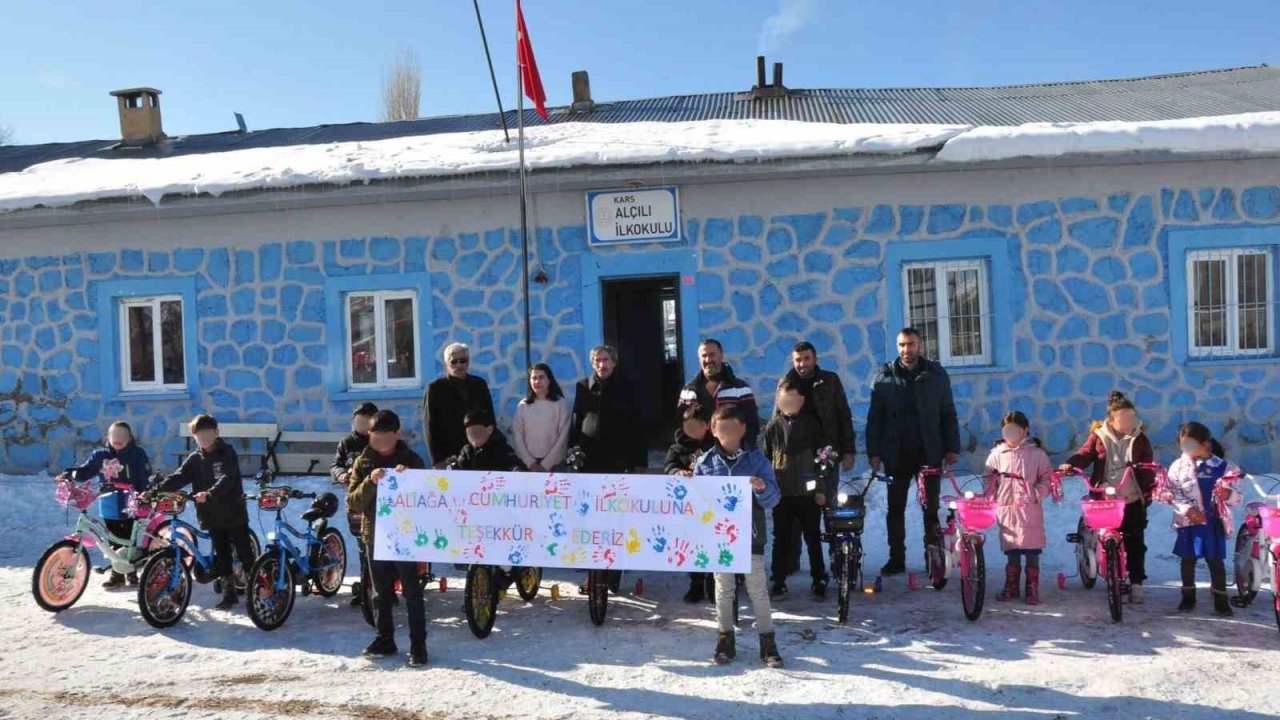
[60,384,1246,669]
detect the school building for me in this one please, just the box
[2,63,1280,473]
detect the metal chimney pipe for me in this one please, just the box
[756,55,766,88]
[773,62,783,88]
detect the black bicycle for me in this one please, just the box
[824,472,887,624]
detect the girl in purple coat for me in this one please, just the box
[985,412,1054,605]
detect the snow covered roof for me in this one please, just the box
[1,66,1280,215]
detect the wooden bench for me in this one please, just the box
[176,422,280,476]
[274,430,349,477]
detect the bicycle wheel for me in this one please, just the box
[32,540,90,612]
[587,569,609,626]
[515,567,542,601]
[960,536,985,622]
[311,529,347,597]
[137,549,193,628]
[836,539,853,625]
[1233,527,1258,606]
[927,543,948,591]
[465,565,498,638]
[1104,538,1124,623]
[1076,517,1097,589]
[247,551,296,631]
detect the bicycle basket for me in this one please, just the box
[258,488,290,511]
[1260,505,1280,537]
[152,494,187,515]
[956,497,997,531]
[826,497,866,533]
[54,480,97,511]
[1081,498,1125,532]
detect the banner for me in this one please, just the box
[372,469,754,573]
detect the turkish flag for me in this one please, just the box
[516,0,548,121]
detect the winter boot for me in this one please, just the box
[362,636,398,657]
[879,557,906,576]
[683,574,705,604]
[215,583,240,610]
[1024,567,1041,606]
[126,571,139,587]
[408,643,428,667]
[103,571,125,589]
[713,631,736,665]
[759,632,784,668]
[996,564,1020,601]
[1210,561,1232,617]
[769,580,788,599]
[811,578,828,601]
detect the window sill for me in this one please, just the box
[111,389,193,402]
[1185,356,1280,367]
[329,387,425,402]
[942,364,1010,376]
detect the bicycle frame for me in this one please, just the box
[1235,475,1280,598]
[155,514,221,591]
[263,512,328,591]
[938,472,996,581]
[60,483,167,573]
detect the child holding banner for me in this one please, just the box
[695,404,783,668]
[666,406,717,604]
[454,411,526,471]
[346,410,430,667]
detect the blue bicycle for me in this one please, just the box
[135,490,261,628]
[245,483,347,631]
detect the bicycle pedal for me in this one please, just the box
[1066,533,1082,543]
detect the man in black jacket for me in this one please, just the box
[160,414,254,610]
[571,345,646,472]
[424,342,495,467]
[331,402,378,606]
[678,339,760,448]
[865,328,962,576]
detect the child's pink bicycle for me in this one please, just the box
[1230,474,1280,632]
[1057,462,1164,623]
[915,466,998,621]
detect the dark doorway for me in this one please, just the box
[601,275,684,459]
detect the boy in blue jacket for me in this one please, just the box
[695,404,783,668]
[61,421,152,588]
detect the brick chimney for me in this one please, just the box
[571,71,595,113]
[109,88,165,146]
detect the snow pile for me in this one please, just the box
[936,111,1280,163]
[0,120,969,214]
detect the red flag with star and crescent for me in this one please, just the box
[516,0,548,121]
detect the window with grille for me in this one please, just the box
[119,296,186,392]
[902,259,991,367]
[346,290,420,388]
[1187,249,1273,358]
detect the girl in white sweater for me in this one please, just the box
[512,363,572,471]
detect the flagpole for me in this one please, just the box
[516,0,532,372]
[473,0,509,143]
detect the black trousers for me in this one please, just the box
[369,553,426,647]
[209,524,256,584]
[772,496,826,582]
[1120,500,1148,585]
[885,446,941,563]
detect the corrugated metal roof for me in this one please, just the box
[3,65,1279,174]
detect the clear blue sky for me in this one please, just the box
[4,0,1279,145]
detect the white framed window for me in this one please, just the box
[346,290,420,388]
[120,296,186,392]
[1187,248,1273,358]
[902,259,991,367]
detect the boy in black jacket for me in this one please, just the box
[665,406,716,603]
[160,414,255,610]
[331,402,378,607]
[763,380,828,600]
[453,410,526,471]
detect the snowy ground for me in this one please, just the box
[2,472,1279,720]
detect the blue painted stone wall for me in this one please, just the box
[3,182,1280,473]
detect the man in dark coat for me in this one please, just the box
[159,414,255,610]
[865,328,962,576]
[571,345,646,472]
[423,342,495,467]
[678,339,760,448]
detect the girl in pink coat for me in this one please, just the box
[985,411,1055,605]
